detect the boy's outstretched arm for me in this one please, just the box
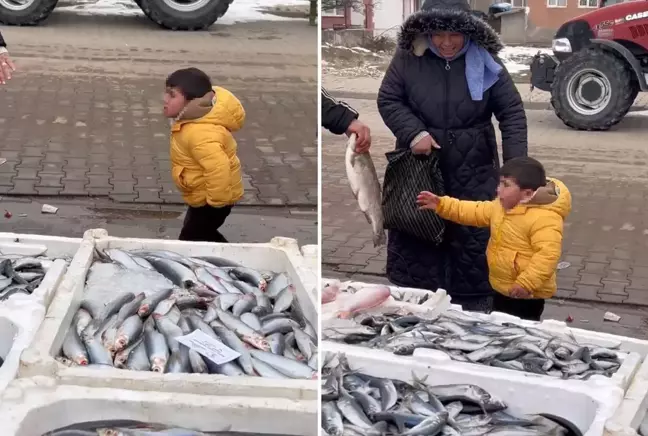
[430,194,494,227]
[515,215,563,294]
[189,133,232,207]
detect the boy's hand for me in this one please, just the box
[417,191,440,210]
[510,284,532,299]
[0,52,15,85]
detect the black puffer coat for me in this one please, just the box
[377,0,527,299]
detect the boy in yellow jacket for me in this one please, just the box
[163,68,245,242]
[417,157,571,321]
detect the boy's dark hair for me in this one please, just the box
[166,68,212,101]
[499,156,546,190]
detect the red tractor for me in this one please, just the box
[530,0,648,130]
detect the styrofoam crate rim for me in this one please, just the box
[0,378,318,436]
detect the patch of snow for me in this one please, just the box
[57,0,309,23]
[57,0,141,16]
[499,45,552,74]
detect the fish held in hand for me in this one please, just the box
[345,133,386,247]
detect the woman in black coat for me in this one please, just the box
[377,0,528,311]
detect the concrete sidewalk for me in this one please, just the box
[0,197,317,246]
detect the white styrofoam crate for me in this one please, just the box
[19,229,318,401]
[0,233,83,399]
[300,244,318,304]
[321,278,451,321]
[322,342,625,436]
[0,232,81,309]
[606,356,648,435]
[445,305,648,392]
[0,376,317,436]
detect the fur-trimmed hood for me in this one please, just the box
[398,0,503,55]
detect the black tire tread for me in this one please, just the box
[0,0,57,25]
[138,0,230,30]
[550,47,638,131]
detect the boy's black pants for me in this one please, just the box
[179,205,232,243]
[492,292,545,321]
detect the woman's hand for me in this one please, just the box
[411,134,440,155]
[0,52,15,85]
[417,191,440,210]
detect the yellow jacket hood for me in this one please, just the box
[173,86,245,134]
[525,178,572,219]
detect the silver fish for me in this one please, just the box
[116,293,146,323]
[138,288,173,317]
[104,249,149,271]
[266,272,291,298]
[273,286,295,313]
[345,134,385,247]
[240,312,262,331]
[114,315,144,353]
[146,257,198,288]
[62,328,89,365]
[144,328,169,372]
[212,325,254,376]
[229,267,267,290]
[216,308,269,351]
[248,349,317,379]
[86,336,114,366]
[250,356,290,379]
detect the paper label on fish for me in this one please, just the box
[176,330,241,365]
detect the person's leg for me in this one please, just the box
[492,292,545,321]
[205,206,232,243]
[178,206,203,241]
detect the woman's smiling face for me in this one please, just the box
[431,31,465,58]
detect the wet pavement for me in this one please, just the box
[0,197,317,245]
[0,14,317,206]
[322,80,648,339]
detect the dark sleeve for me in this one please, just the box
[0,31,5,48]
[321,87,358,135]
[489,62,528,162]
[377,49,427,147]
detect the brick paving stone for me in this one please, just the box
[0,73,316,207]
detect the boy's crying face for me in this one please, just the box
[497,176,535,210]
[163,87,187,118]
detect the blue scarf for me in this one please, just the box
[429,37,503,101]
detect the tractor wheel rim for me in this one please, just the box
[566,68,612,116]
[0,0,35,11]
[161,0,211,12]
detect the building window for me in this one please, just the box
[578,0,598,7]
[511,0,527,6]
[322,6,345,16]
[547,0,567,7]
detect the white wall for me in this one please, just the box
[351,9,364,26]
[373,0,406,38]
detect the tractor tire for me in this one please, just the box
[138,0,231,30]
[0,0,57,25]
[550,47,638,131]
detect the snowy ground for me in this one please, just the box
[322,43,552,82]
[56,0,310,24]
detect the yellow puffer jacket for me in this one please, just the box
[170,86,245,208]
[436,178,572,299]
